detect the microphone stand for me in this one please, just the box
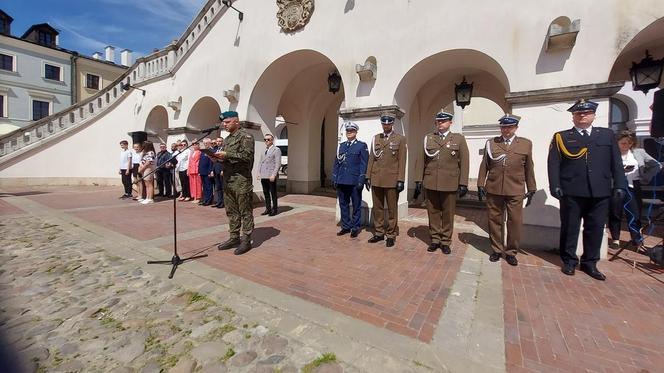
[135,129,217,278]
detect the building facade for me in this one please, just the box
[1,0,663,253]
[0,11,128,134]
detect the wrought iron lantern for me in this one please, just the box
[630,50,663,94]
[455,76,473,109]
[328,71,341,94]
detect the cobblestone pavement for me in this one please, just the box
[0,216,349,373]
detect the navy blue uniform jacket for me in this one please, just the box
[332,140,368,186]
[547,126,627,198]
[198,152,214,176]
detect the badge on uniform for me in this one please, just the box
[451,151,456,156]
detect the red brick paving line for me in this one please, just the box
[503,249,664,373]
[159,208,468,343]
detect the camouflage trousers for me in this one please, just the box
[224,188,254,239]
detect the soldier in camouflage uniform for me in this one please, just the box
[215,111,256,255]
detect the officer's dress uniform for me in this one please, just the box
[367,117,407,243]
[478,116,536,259]
[547,100,626,276]
[332,131,368,235]
[415,126,469,249]
[221,121,256,241]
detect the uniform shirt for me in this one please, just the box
[574,125,592,136]
[221,129,255,193]
[367,131,407,188]
[119,148,132,170]
[477,136,536,196]
[414,132,469,192]
[622,150,640,188]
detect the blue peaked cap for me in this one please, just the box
[435,111,454,121]
[498,114,521,126]
[567,99,598,113]
[380,115,395,124]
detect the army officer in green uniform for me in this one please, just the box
[215,111,256,255]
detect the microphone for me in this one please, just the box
[200,125,221,133]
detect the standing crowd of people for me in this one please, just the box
[118,101,661,276]
[118,137,227,208]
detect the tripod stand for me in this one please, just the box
[135,130,217,278]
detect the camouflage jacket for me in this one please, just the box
[222,129,255,193]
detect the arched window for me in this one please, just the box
[609,98,629,131]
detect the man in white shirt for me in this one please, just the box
[119,140,132,199]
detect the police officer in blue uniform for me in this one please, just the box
[547,99,626,280]
[332,121,369,238]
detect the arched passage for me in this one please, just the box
[393,49,511,188]
[144,105,169,144]
[248,50,345,193]
[609,16,664,140]
[187,96,221,131]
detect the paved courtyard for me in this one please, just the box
[1,186,663,372]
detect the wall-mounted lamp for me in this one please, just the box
[454,76,473,109]
[222,0,244,21]
[630,50,663,94]
[121,82,146,96]
[328,71,342,94]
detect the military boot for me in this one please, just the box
[234,236,252,255]
[218,237,241,250]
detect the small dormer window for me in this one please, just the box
[38,30,55,47]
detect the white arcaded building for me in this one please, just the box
[1,0,663,251]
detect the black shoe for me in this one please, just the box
[489,252,501,262]
[505,255,518,266]
[201,202,211,206]
[441,245,451,255]
[368,235,384,243]
[386,238,395,247]
[234,238,252,255]
[561,263,575,276]
[350,230,359,238]
[337,229,351,236]
[218,237,241,250]
[261,209,271,215]
[210,204,218,208]
[427,243,440,252]
[269,211,277,216]
[580,264,606,281]
[164,194,172,198]
[155,193,163,197]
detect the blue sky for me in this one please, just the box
[3,0,206,60]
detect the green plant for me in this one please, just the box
[302,353,337,373]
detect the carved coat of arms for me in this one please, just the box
[277,0,314,33]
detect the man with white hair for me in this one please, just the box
[332,121,369,238]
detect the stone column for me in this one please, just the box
[505,81,624,259]
[338,105,408,227]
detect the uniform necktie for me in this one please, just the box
[582,129,589,137]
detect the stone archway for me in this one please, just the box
[247,50,345,193]
[144,105,169,144]
[393,49,511,189]
[187,96,221,132]
[609,16,664,141]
